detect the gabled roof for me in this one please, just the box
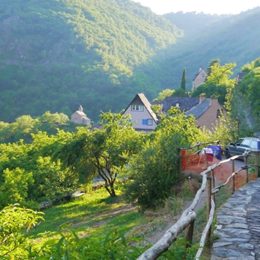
[158,96,212,119]
[124,93,158,122]
[160,97,200,112]
[193,68,207,81]
[186,98,211,118]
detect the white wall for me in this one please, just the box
[124,106,157,130]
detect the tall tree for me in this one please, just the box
[180,68,186,91]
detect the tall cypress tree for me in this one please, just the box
[180,68,186,91]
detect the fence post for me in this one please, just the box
[211,169,216,204]
[232,159,235,193]
[186,219,195,247]
[207,176,212,242]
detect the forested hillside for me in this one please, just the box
[1,1,260,122]
[0,0,182,121]
[164,12,228,38]
[162,8,260,86]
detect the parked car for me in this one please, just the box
[225,137,260,158]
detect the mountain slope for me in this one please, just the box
[160,8,260,88]
[0,0,182,121]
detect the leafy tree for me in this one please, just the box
[58,113,142,197]
[207,59,220,76]
[126,108,201,209]
[192,62,236,107]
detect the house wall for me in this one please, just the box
[196,99,223,130]
[192,71,207,91]
[71,113,90,125]
[124,106,157,131]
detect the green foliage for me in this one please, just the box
[126,108,201,209]
[0,130,78,207]
[30,156,77,201]
[0,205,43,259]
[41,230,142,259]
[159,237,198,260]
[58,112,143,197]
[232,58,260,132]
[154,88,175,102]
[192,62,236,108]
[0,112,72,143]
[0,168,33,208]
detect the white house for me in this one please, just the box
[192,68,207,91]
[123,93,158,131]
[71,105,91,126]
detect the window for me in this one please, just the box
[142,119,153,126]
[241,139,251,148]
[131,105,144,112]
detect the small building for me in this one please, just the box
[192,68,207,91]
[71,105,91,126]
[123,93,158,131]
[160,95,224,131]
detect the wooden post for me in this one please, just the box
[207,176,212,242]
[186,219,195,247]
[232,159,235,193]
[211,169,216,204]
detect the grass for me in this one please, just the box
[30,187,144,244]
[28,179,197,258]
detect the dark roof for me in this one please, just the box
[160,97,199,112]
[185,98,211,118]
[124,93,158,122]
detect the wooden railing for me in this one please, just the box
[138,151,260,260]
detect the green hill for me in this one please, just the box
[0,0,182,121]
[1,1,260,122]
[161,8,260,87]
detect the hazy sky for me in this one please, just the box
[133,0,260,15]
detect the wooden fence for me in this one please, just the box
[138,150,260,260]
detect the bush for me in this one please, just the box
[126,108,201,209]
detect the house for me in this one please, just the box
[123,93,158,131]
[161,95,224,131]
[192,68,207,91]
[71,105,91,126]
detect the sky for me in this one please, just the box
[133,0,260,15]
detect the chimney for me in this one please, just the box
[199,93,206,103]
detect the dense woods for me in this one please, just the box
[0,1,260,121]
[0,0,181,121]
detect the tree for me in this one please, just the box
[192,62,236,107]
[180,68,186,91]
[58,113,142,197]
[126,108,201,209]
[207,59,220,77]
